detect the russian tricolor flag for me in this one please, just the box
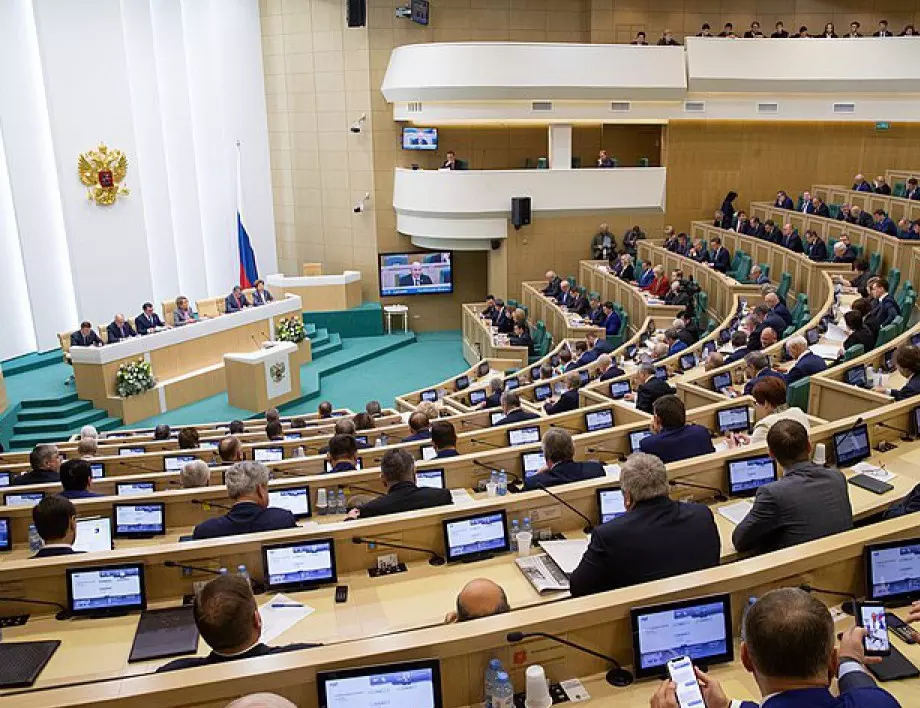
[236,141,259,289]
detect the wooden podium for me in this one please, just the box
[223,342,301,412]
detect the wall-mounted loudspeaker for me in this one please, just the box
[511,197,531,230]
[347,0,367,27]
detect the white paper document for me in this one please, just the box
[717,500,754,526]
[810,344,842,361]
[824,323,848,343]
[603,464,621,481]
[259,594,315,643]
[539,539,589,575]
[450,488,475,504]
[852,462,896,483]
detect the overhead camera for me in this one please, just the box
[350,113,367,134]
[354,192,371,213]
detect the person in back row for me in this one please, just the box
[403,412,432,441]
[523,428,604,490]
[192,461,298,539]
[732,420,852,555]
[218,436,245,464]
[445,579,510,624]
[480,377,504,409]
[177,427,200,450]
[14,444,62,486]
[784,335,827,387]
[495,391,540,426]
[875,344,920,401]
[180,460,211,489]
[153,424,171,441]
[748,377,810,444]
[569,453,720,597]
[346,449,452,520]
[431,421,459,458]
[624,362,675,414]
[544,372,581,415]
[326,434,359,472]
[59,459,102,499]
[31,496,82,558]
[639,395,715,463]
[158,575,319,672]
[317,401,333,419]
[597,353,625,381]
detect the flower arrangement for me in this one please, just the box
[276,316,307,344]
[115,358,155,398]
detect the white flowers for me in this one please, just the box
[277,317,306,343]
[116,359,155,398]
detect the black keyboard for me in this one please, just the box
[0,640,61,688]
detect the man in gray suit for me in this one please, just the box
[732,420,852,555]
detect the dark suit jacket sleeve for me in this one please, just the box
[569,530,617,597]
[731,486,778,553]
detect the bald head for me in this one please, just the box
[224,694,297,708]
[454,579,510,622]
[760,327,778,348]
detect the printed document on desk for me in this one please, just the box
[539,539,589,575]
[259,594,315,643]
[717,500,754,526]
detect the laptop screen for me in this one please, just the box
[609,380,631,399]
[116,482,155,496]
[508,426,540,447]
[114,503,165,537]
[585,409,614,432]
[727,455,777,496]
[597,488,626,524]
[717,406,750,433]
[318,659,443,708]
[73,517,113,553]
[67,564,146,615]
[442,510,509,562]
[865,538,920,605]
[833,424,871,467]
[5,492,44,507]
[521,451,546,479]
[416,469,445,489]
[629,429,652,452]
[469,389,486,406]
[164,455,196,472]
[268,487,312,519]
[262,539,337,590]
[254,447,284,463]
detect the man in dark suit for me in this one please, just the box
[784,335,828,387]
[31,496,82,558]
[13,444,62,486]
[770,21,789,37]
[224,286,250,313]
[733,420,852,554]
[495,391,540,426]
[494,300,515,334]
[596,354,625,381]
[764,292,792,328]
[569,452,719,597]
[480,377,504,409]
[759,219,776,241]
[869,278,900,327]
[846,205,873,228]
[805,230,828,261]
[853,174,873,192]
[905,178,920,200]
[774,190,794,210]
[325,434,360,473]
[135,302,166,334]
[639,395,715,463]
[872,209,898,237]
[812,196,830,218]
[799,190,815,213]
[708,237,731,273]
[742,351,786,396]
[106,313,136,342]
[779,223,804,253]
[398,262,433,287]
[523,428,604,490]
[725,331,750,364]
[747,305,786,350]
[70,321,104,348]
[544,372,581,415]
[832,241,858,263]
[842,310,876,354]
[625,363,676,414]
[873,20,893,37]
[555,281,576,309]
[193,462,298,539]
[59,459,102,499]
[431,420,460,458]
[660,588,901,708]
[158,575,319,671]
[601,302,621,336]
[509,323,534,354]
[541,271,562,298]
[587,295,605,327]
[441,150,460,169]
[347,449,452,520]
[403,411,432,442]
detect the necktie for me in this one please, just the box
[414,278,419,286]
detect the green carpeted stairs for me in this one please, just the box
[8,393,121,449]
[304,323,343,359]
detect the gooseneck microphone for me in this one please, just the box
[470,437,503,449]
[799,583,857,616]
[586,445,627,462]
[345,484,384,497]
[506,631,633,687]
[0,596,70,621]
[875,420,914,442]
[534,483,594,534]
[164,561,223,576]
[669,479,728,502]
[352,537,445,566]
[191,499,232,511]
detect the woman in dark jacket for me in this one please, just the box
[719,191,738,230]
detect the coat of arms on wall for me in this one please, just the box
[78,143,130,206]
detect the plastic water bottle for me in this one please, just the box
[337,488,347,515]
[509,520,520,552]
[522,517,532,536]
[497,470,507,496]
[484,658,502,708]
[218,567,228,575]
[375,436,384,448]
[237,565,250,581]
[490,470,499,490]
[378,433,388,447]
[492,671,514,708]
[740,596,757,640]
[28,524,42,553]
[294,446,305,458]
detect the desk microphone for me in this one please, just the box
[669,479,728,502]
[0,596,70,621]
[470,437,503,449]
[472,459,504,474]
[506,631,633,687]
[875,421,914,442]
[345,484,384,497]
[164,560,223,576]
[550,423,582,434]
[191,499,232,511]
[250,333,262,348]
[534,483,594,534]
[832,417,865,463]
[585,445,627,462]
[352,537,445,565]
[799,583,857,616]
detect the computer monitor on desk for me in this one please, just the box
[90,463,105,479]
[833,423,871,468]
[268,486,312,519]
[609,380,631,399]
[254,447,284,463]
[585,409,614,432]
[416,469,445,489]
[865,537,920,606]
[597,488,626,524]
[262,539,337,591]
[164,455,196,472]
[508,426,540,447]
[116,482,155,496]
[629,429,652,452]
[521,451,546,480]
[67,563,147,617]
[442,510,509,563]
[113,503,165,538]
[0,518,11,552]
[717,406,750,434]
[727,455,777,497]
[318,659,443,708]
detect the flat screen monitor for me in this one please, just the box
[268,486,312,519]
[0,472,9,487]
[469,389,486,406]
[597,487,626,524]
[379,252,452,297]
[199,440,219,449]
[420,389,438,403]
[67,563,146,616]
[318,659,442,708]
[420,445,437,461]
[401,126,437,150]
[717,406,750,433]
[354,435,368,446]
[702,341,717,357]
[119,447,146,456]
[865,537,920,605]
[164,454,196,472]
[833,423,871,467]
[805,327,820,346]
[416,469,445,489]
[585,409,614,432]
[116,482,155,496]
[884,349,896,373]
[262,538,337,591]
[631,594,733,678]
[477,361,490,377]
[490,412,505,425]
[505,377,520,391]
[323,458,364,473]
[679,353,697,372]
[455,375,470,391]
[410,0,430,26]
[254,447,284,463]
[912,333,920,347]
[609,380,631,399]
[521,451,546,480]
[579,370,591,386]
[844,365,868,388]
[5,492,44,507]
[727,455,778,496]
[113,503,165,538]
[712,372,732,391]
[0,518,10,551]
[90,463,105,479]
[718,329,731,344]
[73,516,113,553]
[442,510,509,562]
[629,429,652,452]
[534,384,552,401]
[508,426,540,447]
[626,344,638,359]
[284,432,302,440]
[530,366,541,380]
[654,366,668,380]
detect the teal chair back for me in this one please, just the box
[732,256,752,283]
[894,183,907,198]
[843,344,864,361]
[887,268,901,297]
[787,377,810,412]
[877,323,897,348]
[828,204,841,219]
[759,263,770,279]
[782,324,794,338]
[777,273,791,302]
[868,252,881,275]
[826,238,837,261]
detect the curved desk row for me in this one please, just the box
[461,303,530,369]
[813,184,920,230]
[520,282,606,346]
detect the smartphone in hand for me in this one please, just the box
[857,602,892,657]
[667,656,705,708]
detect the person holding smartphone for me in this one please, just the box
[649,588,900,708]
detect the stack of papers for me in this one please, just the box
[810,343,842,361]
[603,464,621,481]
[259,594,315,643]
[717,500,754,525]
[824,323,848,343]
[852,462,896,483]
[539,539,589,575]
[450,489,475,504]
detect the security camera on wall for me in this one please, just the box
[354,192,371,213]
[350,114,367,134]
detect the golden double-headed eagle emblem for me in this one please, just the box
[78,143,130,206]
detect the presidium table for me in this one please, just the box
[70,295,310,424]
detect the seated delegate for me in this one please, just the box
[495,391,540,426]
[543,372,581,415]
[252,279,274,305]
[225,286,250,313]
[173,295,198,326]
[325,434,360,472]
[193,461,298,540]
[444,579,510,624]
[13,443,62,486]
[106,313,137,342]
[784,335,828,387]
[430,420,459,458]
[59,459,102,499]
[624,362,675,414]
[639,395,715,463]
[31,496,82,558]
[135,302,166,334]
[875,343,920,401]
[569,453,720,597]
[70,321,104,347]
[347,449,452,520]
[403,411,432,442]
[523,428,604,490]
[748,377,810,444]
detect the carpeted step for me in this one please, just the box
[17,400,94,421]
[19,393,79,409]
[0,350,64,377]
[13,408,110,435]
[310,332,342,359]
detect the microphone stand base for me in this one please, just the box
[606,668,634,687]
[368,562,408,578]
[429,556,446,566]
